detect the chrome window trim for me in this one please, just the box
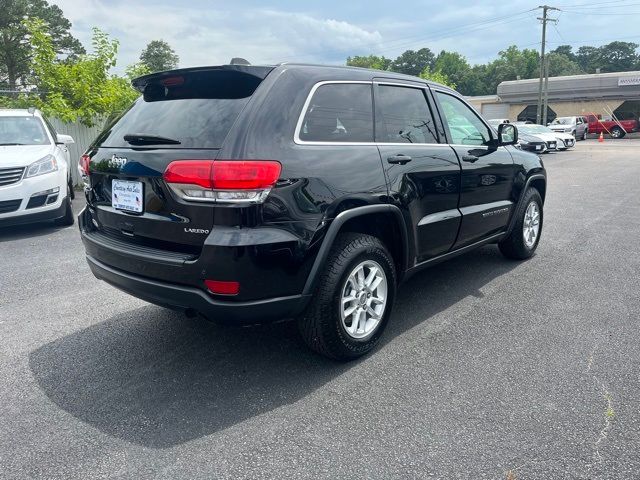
[293,80,444,147]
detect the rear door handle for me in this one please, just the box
[387,154,412,165]
[462,155,479,163]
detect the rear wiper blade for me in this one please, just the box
[123,133,181,145]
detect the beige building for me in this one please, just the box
[467,71,640,123]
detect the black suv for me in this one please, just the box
[79,64,546,360]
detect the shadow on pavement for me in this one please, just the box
[29,244,518,449]
[0,197,84,242]
[0,220,70,242]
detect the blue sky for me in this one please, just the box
[52,0,640,72]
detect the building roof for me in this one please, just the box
[497,70,640,103]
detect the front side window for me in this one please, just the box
[299,83,373,142]
[0,116,50,146]
[435,92,491,146]
[376,85,438,144]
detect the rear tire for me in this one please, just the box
[610,126,625,139]
[54,187,75,227]
[298,233,396,360]
[499,188,543,260]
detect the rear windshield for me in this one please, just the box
[99,70,266,149]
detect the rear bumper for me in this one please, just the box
[79,207,313,323]
[86,255,310,323]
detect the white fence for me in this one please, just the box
[49,118,106,186]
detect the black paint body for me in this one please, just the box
[79,64,546,322]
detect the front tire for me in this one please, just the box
[499,188,543,260]
[582,129,588,141]
[54,186,75,227]
[298,233,396,360]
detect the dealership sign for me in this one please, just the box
[618,76,640,86]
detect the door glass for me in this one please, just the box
[376,85,438,143]
[299,83,373,142]
[435,92,491,146]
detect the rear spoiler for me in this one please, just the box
[132,65,275,93]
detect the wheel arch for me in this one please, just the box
[506,173,546,236]
[302,205,409,295]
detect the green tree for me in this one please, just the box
[575,46,601,73]
[346,55,391,71]
[419,67,456,88]
[482,45,539,94]
[25,18,139,125]
[546,52,583,77]
[0,0,84,90]
[433,51,473,92]
[390,48,435,76]
[551,45,576,62]
[597,41,639,72]
[139,40,179,73]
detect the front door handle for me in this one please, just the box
[462,155,479,163]
[387,154,412,165]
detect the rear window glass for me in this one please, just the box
[299,83,373,142]
[99,70,264,149]
[376,85,438,144]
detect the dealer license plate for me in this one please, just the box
[112,179,143,213]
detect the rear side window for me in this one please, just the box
[376,85,438,144]
[99,70,265,149]
[299,83,373,142]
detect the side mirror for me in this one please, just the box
[497,123,518,146]
[56,133,75,145]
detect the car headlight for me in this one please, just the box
[564,128,572,133]
[519,139,530,146]
[25,155,58,178]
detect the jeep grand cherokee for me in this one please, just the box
[79,64,546,360]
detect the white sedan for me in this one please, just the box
[515,123,574,151]
[0,108,76,227]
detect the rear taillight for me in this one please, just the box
[163,160,281,204]
[79,154,91,188]
[79,154,90,176]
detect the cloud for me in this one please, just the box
[51,0,383,70]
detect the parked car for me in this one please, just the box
[514,123,559,152]
[515,132,549,153]
[584,114,639,139]
[521,123,574,150]
[548,116,588,140]
[78,64,546,360]
[488,119,510,126]
[0,108,75,227]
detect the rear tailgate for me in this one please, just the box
[84,66,273,255]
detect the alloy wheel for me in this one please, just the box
[340,260,388,339]
[523,201,541,248]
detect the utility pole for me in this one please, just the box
[536,5,559,125]
[543,55,551,125]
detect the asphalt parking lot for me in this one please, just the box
[1,139,639,479]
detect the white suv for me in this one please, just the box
[0,109,75,227]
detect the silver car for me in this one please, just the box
[548,116,588,141]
